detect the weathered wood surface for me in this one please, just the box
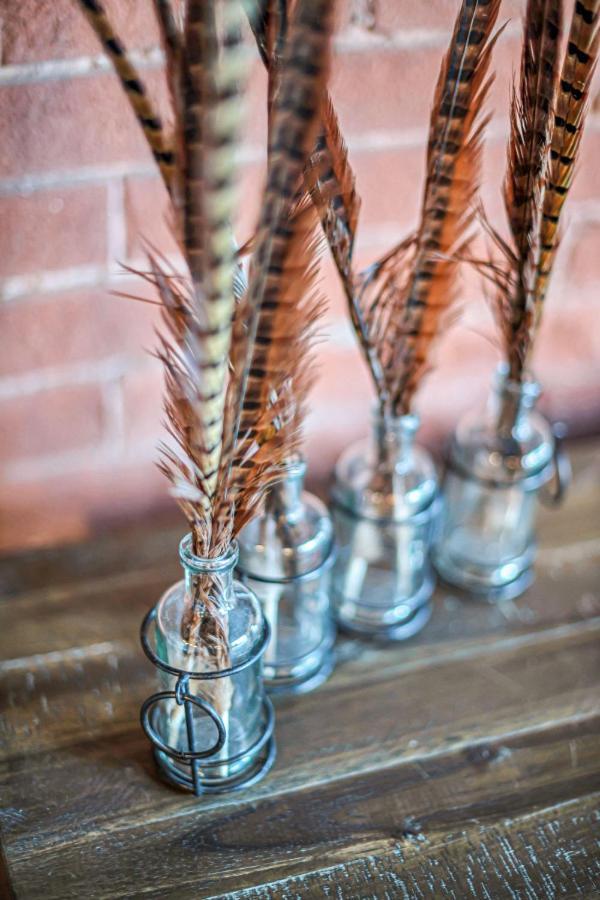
[0,438,599,899]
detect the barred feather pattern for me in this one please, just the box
[231,0,334,474]
[249,3,359,283]
[535,0,600,307]
[378,0,501,415]
[503,0,563,380]
[226,200,325,531]
[249,4,372,406]
[182,0,249,556]
[76,0,174,192]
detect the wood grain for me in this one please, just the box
[0,438,598,898]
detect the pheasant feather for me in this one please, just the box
[75,0,174,193]
[357,0,501,416]
[502,0,563,380]
[231,0,335,478]
[535,0,600,307]
[77,0,335,653]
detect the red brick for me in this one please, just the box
[0,71,169,179]
[565,223,600,290]
[121,362,164,446]
[3,0,162,65]
[0,285,160,378]
[0,459,173,554]
[0,384,105,463]
[124,175,180,261]
[0,185,107,279]
[304,346,374,479]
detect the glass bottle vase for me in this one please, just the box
[140,535,275,795]
[237,459,336,694]
[433,366,568,601]
[331,413,439,640]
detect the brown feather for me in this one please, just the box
[75,0,174,193]
[502,0,563,380]
[228,0,335,488]
[372,0,501,415]
[535,0,600,308]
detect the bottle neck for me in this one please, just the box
[491,367,540,440]
[373,412,419,472]
[179,535,237,646]
[265,459,306,523]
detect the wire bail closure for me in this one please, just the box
[539,422,572,508]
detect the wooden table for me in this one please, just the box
[1,439,599,899]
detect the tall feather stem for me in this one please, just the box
[248,3,381,405]
[75,0,175,193]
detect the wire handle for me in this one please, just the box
[140,678,227,796]
[540,422,572,508]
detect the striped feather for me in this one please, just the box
[385,0,501,414]
[535,0,600,308]
[229,0,335,481]
[181,0,250,555]
[503,0,563,380]
[76,0,174,192]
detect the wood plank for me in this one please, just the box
[225,793,600,900]
[4,716,599,898]
[0,436,598,898]
[1,622,598,886]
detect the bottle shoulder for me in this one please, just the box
[452,408,554,481]
[237,490,334,578]
[332,436,438,521]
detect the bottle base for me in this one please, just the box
[433,549,534,602]
[334,573,434,641]
[263,624,336,695]
[265,647,336,695]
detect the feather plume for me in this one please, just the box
[77,0,334,655]
[500,0,563,379]
[75,0,174,193]
[229,0,334,480]
[535,0,600,307]
[249,3,370,404]
[356,0,501,416]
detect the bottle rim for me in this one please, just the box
[179,534,239,574]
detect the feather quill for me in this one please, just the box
[535,0,600,307]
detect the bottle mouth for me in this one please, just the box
[278,455,307,480]
[179,534,239,574]
[372,407,420,436]
[494,363,541,403]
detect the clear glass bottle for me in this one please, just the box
[237,459,336,694]
[331,412,439,640]
[140,535,275,795]
[434,365,562,600]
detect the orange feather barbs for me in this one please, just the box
[75,0,335,648]
[490,0,599,384]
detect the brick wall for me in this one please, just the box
[1,0,599,552]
